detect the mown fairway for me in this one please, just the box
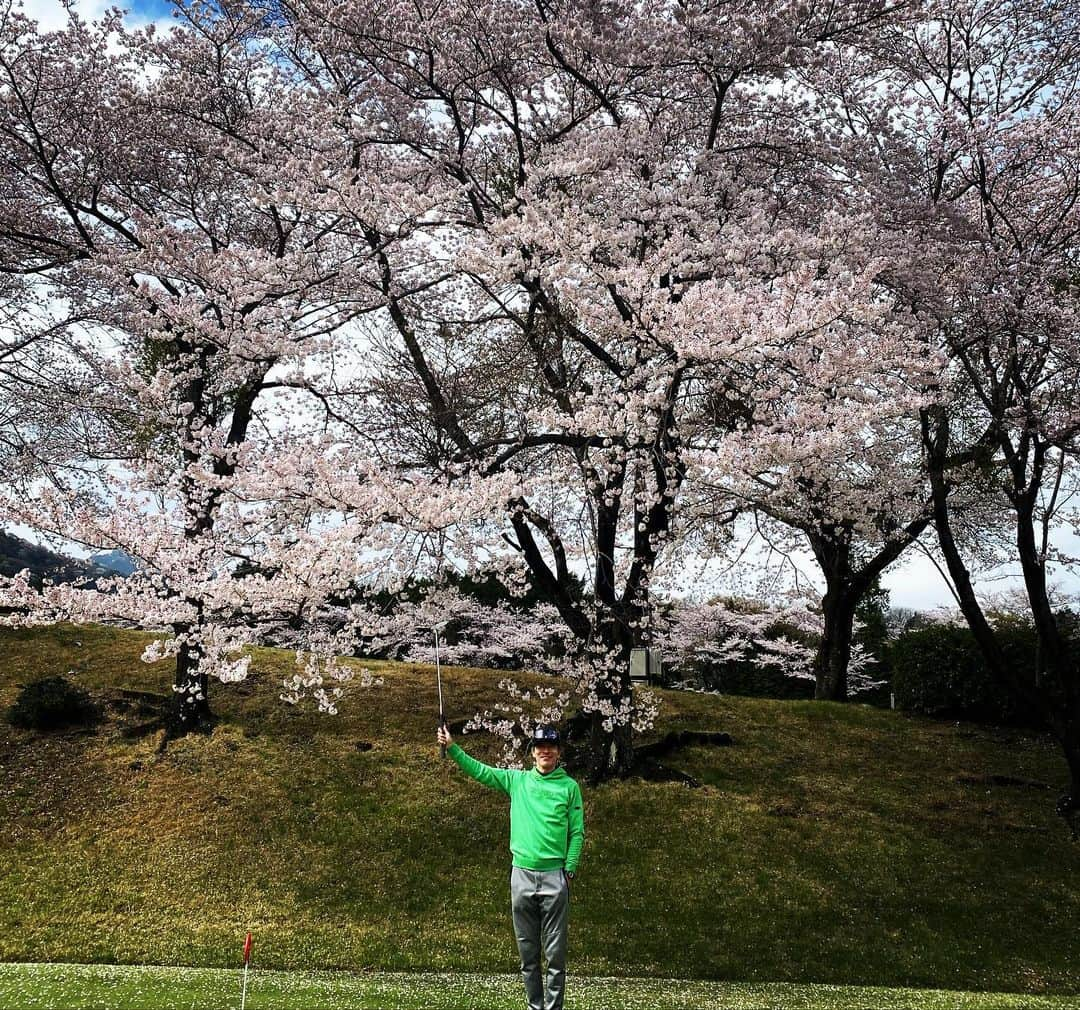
[2,963,1079,1010]
[1,624,1078,1001]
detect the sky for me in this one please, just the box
[669,524,1080,613]
[22,0,174,32]
[882,534,1080,612]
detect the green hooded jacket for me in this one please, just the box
[448,743,585,873]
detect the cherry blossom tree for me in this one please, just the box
[359,584,565,669]
[656,595,817,684]
[0,3,433,731]
[654,594,886,697]
[265,0,920,777]
[683,243,940,700]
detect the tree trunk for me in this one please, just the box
[816,588,857,701]
[586,711,635,782]
[807,530,858,702]
[164,637,212,737]
[584,601,637,781]
[922,407,1012,680]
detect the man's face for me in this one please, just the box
[532,742,559,773]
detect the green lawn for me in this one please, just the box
[1,964,1077,1010]
[1,624,1079,1000]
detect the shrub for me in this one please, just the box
[6,676,101,731]
[704,659,816,699]
[889,622,1043,727]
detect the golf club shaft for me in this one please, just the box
[436,629,447,758]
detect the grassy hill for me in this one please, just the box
[0,624,1078,999]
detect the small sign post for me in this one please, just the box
[630,649,662,686]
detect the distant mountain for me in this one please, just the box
[0,531,110,585]
[89,549,137,576]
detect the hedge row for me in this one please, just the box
[890,618,1045,727]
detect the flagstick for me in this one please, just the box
[240,931,253,1010]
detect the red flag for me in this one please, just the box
[242,932,253,965]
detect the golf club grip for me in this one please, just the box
[440,714,448,759]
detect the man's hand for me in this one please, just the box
[437,725,453,749]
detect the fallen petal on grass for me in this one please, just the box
[0,964,1077,1010]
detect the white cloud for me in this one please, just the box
[20,0,109,32]
[19,0,169,33]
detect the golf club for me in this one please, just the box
[436,628,448,758]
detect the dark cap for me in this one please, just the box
[531,725,561,746]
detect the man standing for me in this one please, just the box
[436,723,585,1010]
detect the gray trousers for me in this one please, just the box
[509,867,569,1010]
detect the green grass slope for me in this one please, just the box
[0,624,1078,998]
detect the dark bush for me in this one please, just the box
[701,658,816,699]
[890,622,1044,727]
[6,676,101,731]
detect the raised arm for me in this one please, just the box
[437,727,514,795]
